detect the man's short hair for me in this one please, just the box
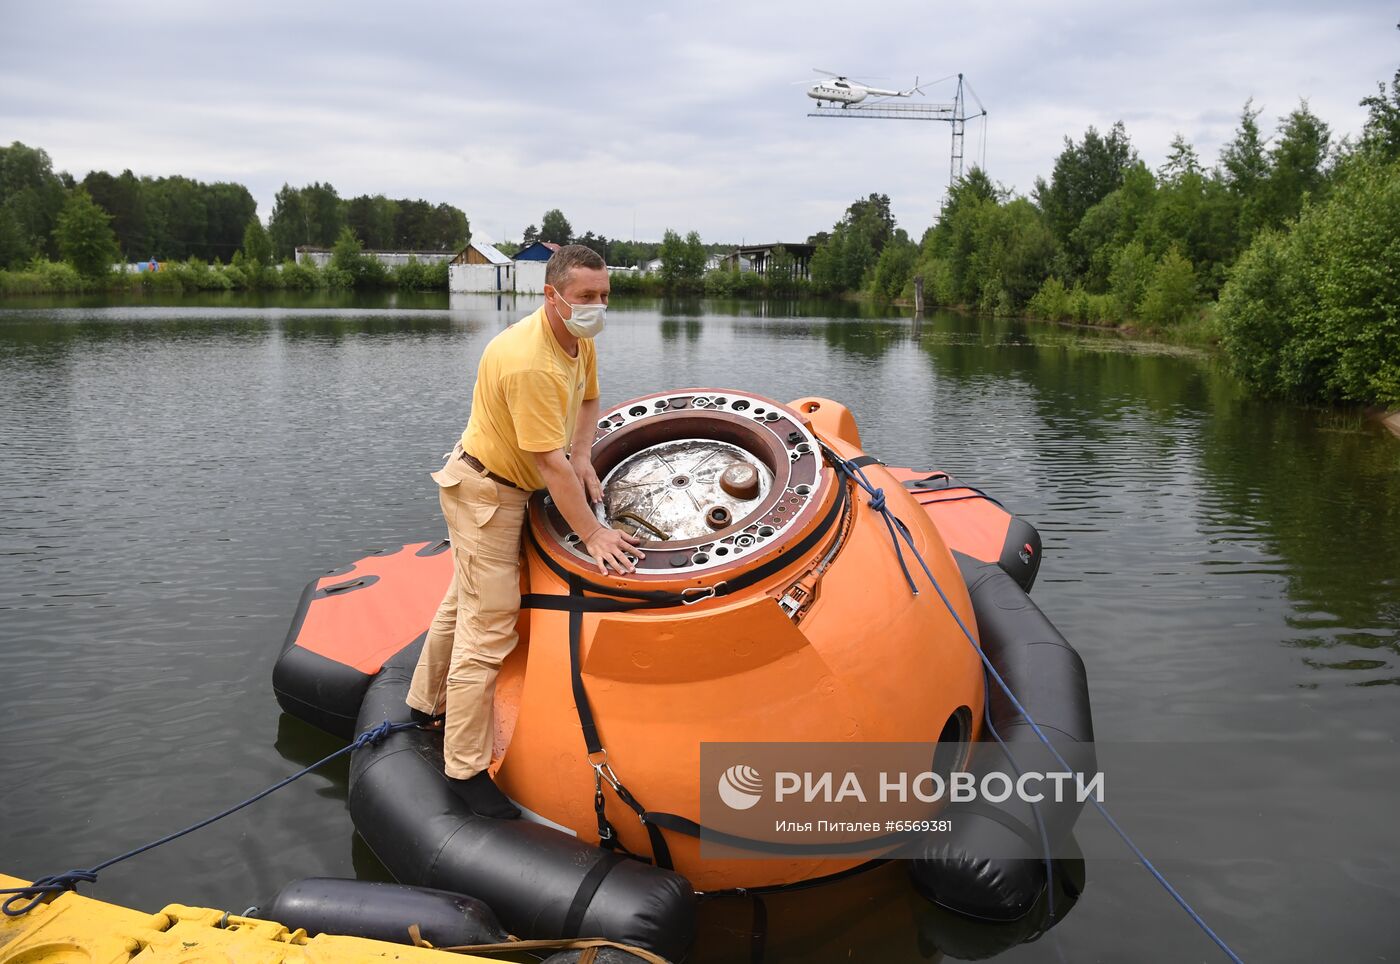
[545,244,607,293]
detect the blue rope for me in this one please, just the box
[826,449,1245,964]
[0,718,421,917]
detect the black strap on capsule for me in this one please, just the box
[519,461,853,871]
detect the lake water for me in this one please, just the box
[2,292,1398,961]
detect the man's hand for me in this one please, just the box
[583,525,646,575]
[535,446,645,575]
[573,458,603,505]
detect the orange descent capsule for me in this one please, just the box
[490,391,986,890]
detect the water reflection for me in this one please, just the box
[449,291,520,315]
[277,313,459,341]
[1196,398,1400,682]
[660,318,703,342]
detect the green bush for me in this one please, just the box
[53,188,119,278]
[608,270,648,294]
[322,266,354,289]
[33,258,85,292]
[1108,241,1153,319]
[1217,154,1400,404]
[993,288,1015,316]
[870,240,916,300]
[280,257,322,290]
[221,264,249,290]
[394,257,431,290]
[703,269,737,297]
[732,270,765,297]
[171,258,204,289]
[0,255,292,295]
[0,259,85,294]
[1138,247,1198,327]
[263,263,288,289]
[397,256,445,289]
[201,262,234,291]
[1065,283,1118,325]
[144,258,234,292]
[973,283,1013,316]
[924,256,957,306]
[142,265,186,292]
[240,261,279,290]
[330,228,389,287]
[763,270,808,298]
[1299,157,1400,403]
[1028,276,1073,321]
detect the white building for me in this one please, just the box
[514,260,549,294]
[448,241,514,293]
[446,240,631,295]
[294,246,455,268]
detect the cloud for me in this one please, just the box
[1,0,1393,243]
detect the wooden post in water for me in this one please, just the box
[912,275,924,335]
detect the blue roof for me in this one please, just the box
[515,240,560,261]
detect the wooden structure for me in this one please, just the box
[736,243,816,280]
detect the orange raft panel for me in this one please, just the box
[274,539,452,737]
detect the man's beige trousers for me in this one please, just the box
[407,448,530,779]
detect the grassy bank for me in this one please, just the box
[0,254,448,296]
[940,282,1222,347]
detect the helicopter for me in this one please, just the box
[804,68,923,107]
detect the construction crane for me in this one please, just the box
[806,72,988,198]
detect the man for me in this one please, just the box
[406,244,644,819]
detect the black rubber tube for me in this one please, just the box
[257,877,508,946]
[998,516,1043,592]
[907,553,1096,921]
[348,642,697,962]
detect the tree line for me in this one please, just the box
[0,143,258,267]
[268,183,469,259]
[798,69,1400,406]
[0,144,472,270]
[807,100,1344,312]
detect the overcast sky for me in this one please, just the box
[2,2,1394,245]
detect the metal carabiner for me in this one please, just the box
[588,750,623,793]
[680,586,714,605]
[681,581,727,605]
[597,761,623,793]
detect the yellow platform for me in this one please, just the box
[0,874,498,963]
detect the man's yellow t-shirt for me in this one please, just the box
[460,306,599,491]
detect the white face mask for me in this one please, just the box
[553,290,607,338]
